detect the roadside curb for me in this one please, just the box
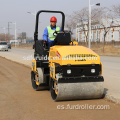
[105,92,120,104]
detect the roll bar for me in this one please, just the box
[34,10,65,41]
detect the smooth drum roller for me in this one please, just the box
[31,68,49,91]
[31,10,105,101]
[50,76,104,101]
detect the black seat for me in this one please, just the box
[35,40,49,57]
[54,33,71,45]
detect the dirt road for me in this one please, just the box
[0,56,120,120]
[1,48,120,103]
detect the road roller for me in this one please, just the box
[31,10,104,101]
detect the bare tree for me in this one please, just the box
[66,7,106,43]
[112,4,120,17]
[99,19,114,52]
[65,14,76,33]
[98,7,120,52]
[0,33,14,41]
[73,8,89,43]
[17,33,22,39]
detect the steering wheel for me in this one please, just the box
[53,31,59,36]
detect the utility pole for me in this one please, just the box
[8,22,12,41]
[88,0,100,48]
[12,22,17,47]
[89,0,91,49]
[8,22,9,35]
[1,27,7,41]
[76,25,78,41]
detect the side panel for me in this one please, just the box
[32,59,37,72]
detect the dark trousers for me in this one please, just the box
[47,41,54,50]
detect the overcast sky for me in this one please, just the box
[0,0,119,39]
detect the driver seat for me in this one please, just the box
[35,40,49,57]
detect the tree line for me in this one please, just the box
[65,4,120,44]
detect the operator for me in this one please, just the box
[43,16,61,50]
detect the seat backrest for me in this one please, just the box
[54,33,71,45]
[35,40,49,56]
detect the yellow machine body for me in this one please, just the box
[49,45,103,83]
[49,45,101,65]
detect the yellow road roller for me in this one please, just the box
[31,10,104,101]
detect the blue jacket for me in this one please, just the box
[43,25,61,43]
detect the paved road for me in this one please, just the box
[0,48,33,67]
[101,56,120,103]
[0,56,120,120]
[0,48,120,103]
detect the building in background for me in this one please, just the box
[9,32,27,45]
[76,18,120,42]
[9,40,20,45]
[21,32,26,43]
[17,32,27,44]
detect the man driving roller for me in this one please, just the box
[43,16,61,50]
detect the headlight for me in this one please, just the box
[91,69,95,73]
[67,69,71,74]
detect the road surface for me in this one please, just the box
[0,56,120,120]
[0,48,120,103]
